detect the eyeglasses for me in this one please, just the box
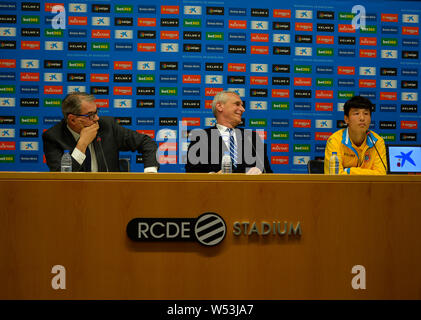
[71,109,98,121]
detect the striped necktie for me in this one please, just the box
[228,128,238,168]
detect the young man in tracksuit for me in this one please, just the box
[324,96,387,175]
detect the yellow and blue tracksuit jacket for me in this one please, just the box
[324,128,387,175]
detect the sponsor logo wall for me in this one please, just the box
[0,0,420,172]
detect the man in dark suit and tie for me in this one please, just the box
[42,92,159,172]
[185,90,272,174]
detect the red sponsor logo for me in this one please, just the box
[294,77,312,86]
[20,72,39,81]
[159,142,177,151]
[45,3,64,12]
[293,119,311,128]
[228,63,246,72]
[271,156,289,165]
[271,144,289,152]
[137,130,155,139]
[250,76,268,85]
[251,46,269,54]
[21,41,40,50]
[90,74,109,82]
[316,90,333,99]
[68,16,88,25]
[360,49,377,58]
[338,24,355,33]
[160,31,179,40]
[360,37,377,46]
[401,121,418,129]
[159,155,177,164]
[0,141,15,150]
[205,100,212,109]
[44,86,63,94]
[337,66,355,75]
[205,88,223,96]
[95,99,109,108]
[295,22,313,32]
[181,118,201,126]
[229,20,247,29]
[113,87,132,95]
[251,33,269,42]
[114,61,133,70]
[402,26,419,35]
[273,9,291,18]
[359,79,376,88]
[381,14,398,22]
[256,131,267,140]
[138,18,157,27]
[380,92,397,100]
[315,132,332,141]
[92,30,110,38]
[316,35,334,44]
[137,43,156,52]
[315,102,333,111]
[161,5,179,14]
[272,89,290,98]
[0,59,16,68]
[183,75,201,84]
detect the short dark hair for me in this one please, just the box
[343,95,373,117]
[61,92,95,120]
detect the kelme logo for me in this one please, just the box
[127,212,227,247]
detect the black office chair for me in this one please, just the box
[307,160,324,174]
[119,158,130,172]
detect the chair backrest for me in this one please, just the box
[119,158,130,172]
[307,160,324,174]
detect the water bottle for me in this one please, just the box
[61,150,72,172]
[221,151,232,174]
[329,152,339,175]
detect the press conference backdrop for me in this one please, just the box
[0,0,420,173]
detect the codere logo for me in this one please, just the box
[127,213,227,246]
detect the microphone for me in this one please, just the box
[366,130,387,172]
[96,136,109,172]
[246,130,266,173]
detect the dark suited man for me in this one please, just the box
[185,90,272,174]
[43,92,159,172]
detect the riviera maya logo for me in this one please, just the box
[127,212,227,247]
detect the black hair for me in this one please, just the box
[343,95,373,117]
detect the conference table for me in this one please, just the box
[0,172,420,300]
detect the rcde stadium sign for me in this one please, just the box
[127,213,301,246]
